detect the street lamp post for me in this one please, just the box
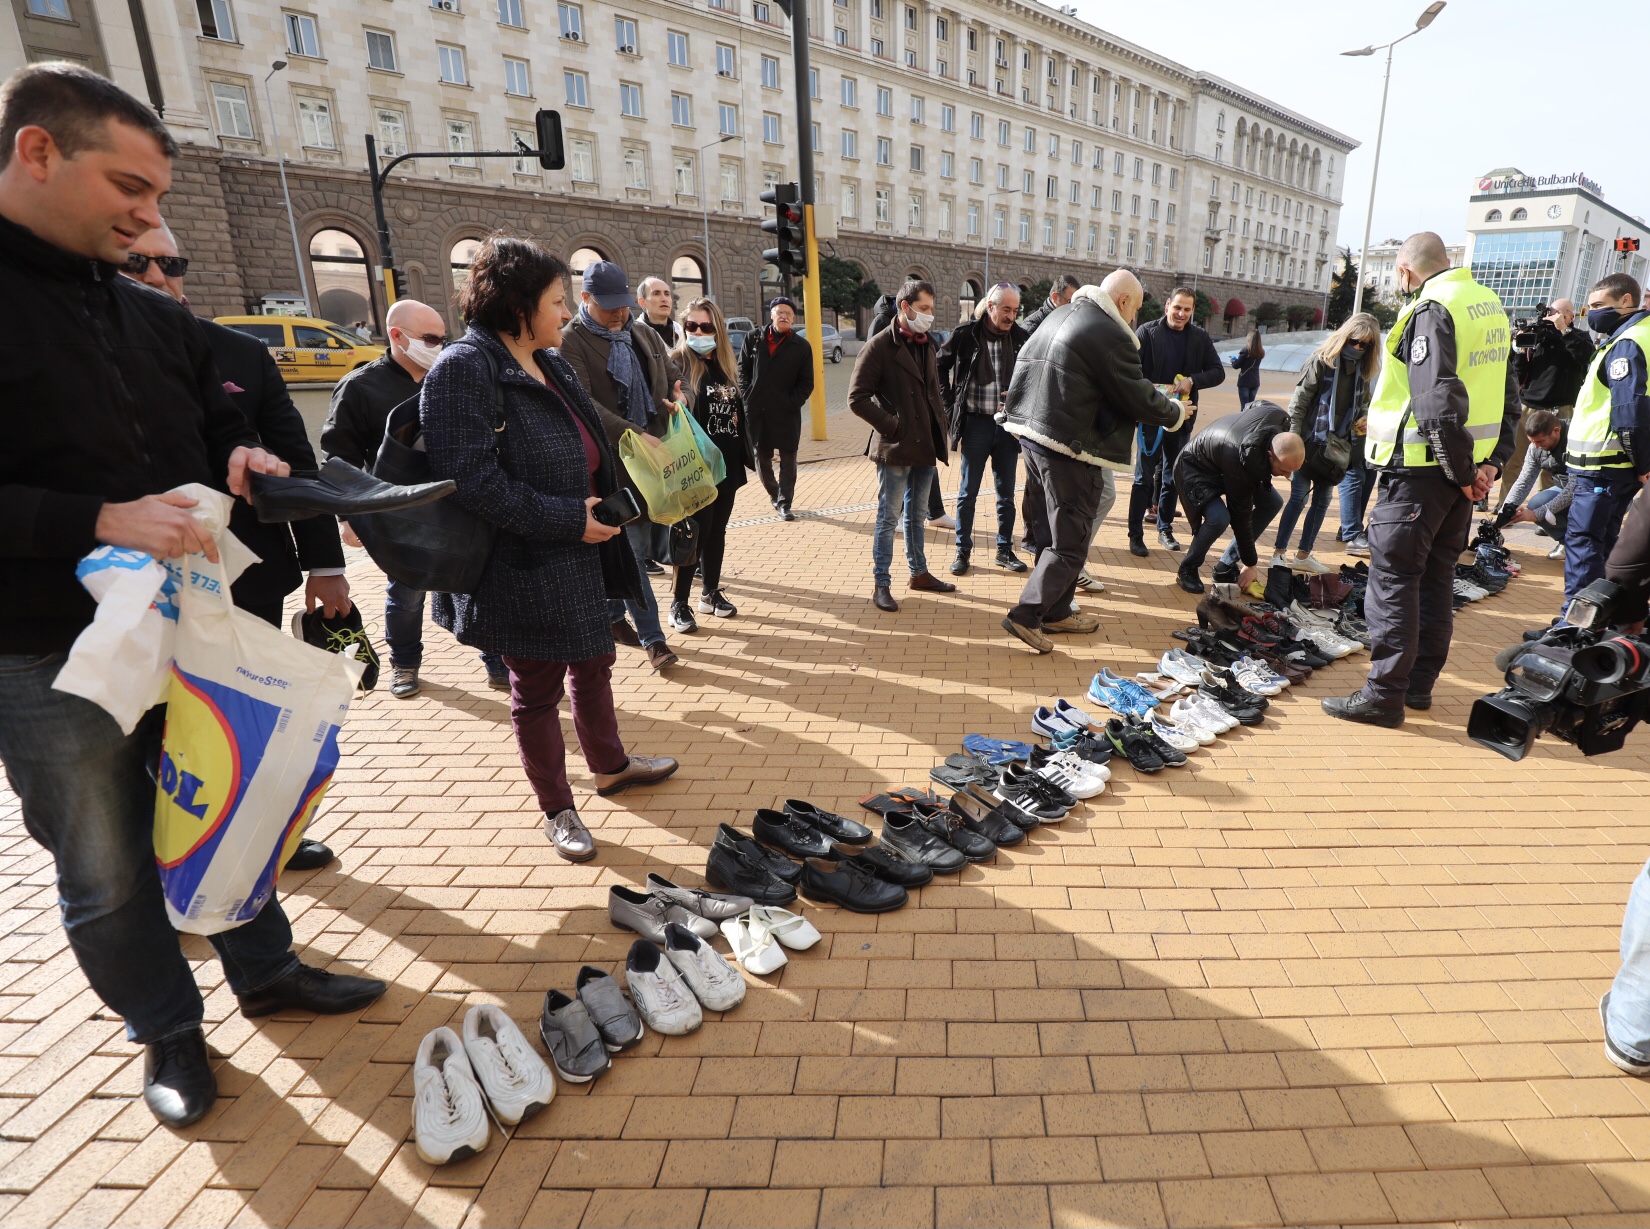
[981,188,1016,293]
[698,133,738,300]
[262,61,312,316]
[1343,1,1445,318]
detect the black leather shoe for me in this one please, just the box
[144,1028,216,1127]
[236,964,387,1018]
[714,823,802,883]
[908,804,997,862]
[950,550,970,576]
[964,782,1038,831]
[752,808,834,859]
[1405,693,1433,711]
[1158,526,1183,551]
[284,838,335,871]
[1322,693,1404,728]
[1129,536,1149,557]
[798,858,908,913]
[948,790,1026,846]
[873,586,899,612]
[842,843,934,887]
[879,812,968,872]
[995,547,1028,573]
[784,799,872,844]
[248,457,455,523]
[1176,567,1205,594]
[705,839,796,905]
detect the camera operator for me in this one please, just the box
[1500,409,1576,557]
[1498,298,1593,507]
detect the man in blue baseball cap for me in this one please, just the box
[560,259,685,671]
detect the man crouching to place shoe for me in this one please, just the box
[849,278,956,612]
[0,64,386,1128]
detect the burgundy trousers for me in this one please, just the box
[502,654,628,815]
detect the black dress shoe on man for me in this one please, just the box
[1129,536,1149,557]
[996,547,1029,573]
[752,808,835,859]
[714,823,803,884]
[144,1028,217,1127]
[705,838,797,905]
[284,838,335,871]
[248,457,455,523]
[950,550,971,576]
[236,964,388,1018]
[873,586,899,612]
[784,799,873,844]
[1405,692,1433,711]
[879,812,968,872]
[1322,693,1404,728]
[799,858,909,913]
[1158,525,1183,551]
[842,843,934,887]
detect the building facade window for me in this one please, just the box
[877,137,891,165]
[718,103,739,136]
[715,42,736,76]
[1470,229,1567,313]
[623,145,648,189]
[198,0,236,39]
[374,107,408,157]
[296,96,335,148]
[498,0,523,25]
[615,17,638,52]
[365,30,397,71]
[674,155,694,195]
[876,187,891,223]
[285,12,320,58]
[667,30,688,64]
[762,55,780,88]
[565,71,589,107]
[505,57,532,96]
[558,2,583,38]
[841,129,857,158]
[447,117,477,166]
[211,82,255,139]
[437,44,467,85]
[619,82,642,115]
[841,77,857,106]
[877,87,892,116]
[763,112,781,143]
[671,92,692,125]
[967,202,979,236]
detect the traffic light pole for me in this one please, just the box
[788,4,828,442]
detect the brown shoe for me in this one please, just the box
[872,586,899,612]
[908,572,957,593]
[646,642,679,670]
[1044,612,1101,634]
[612,620,642,648]
[594,754,680,796]
[1001,616,1053,654]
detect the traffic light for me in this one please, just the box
[534,109,565,170]
[761,181,805,277]
[1615,237,1641,254]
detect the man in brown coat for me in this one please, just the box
[847,278,955,612]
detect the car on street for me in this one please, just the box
[726,316,755,358]
[820,325,844,363]
[215,315,385,384]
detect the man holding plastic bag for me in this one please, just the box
[0,65,384,1129]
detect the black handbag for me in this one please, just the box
[1302,366,1358,482]
[349,343,504,594]
[648,517,700,568]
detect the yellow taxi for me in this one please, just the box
[214,316,385,384]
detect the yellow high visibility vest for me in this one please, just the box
[1567,314,1650,470]
[1366,267,1508,468]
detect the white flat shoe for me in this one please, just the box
[720,917,788,975]
[747,905,822,951]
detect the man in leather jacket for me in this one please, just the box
[999,270,1183,653]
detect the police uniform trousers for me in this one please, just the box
[1359,471,1473,709]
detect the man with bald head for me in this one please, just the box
[636,276,680,351]
[1499,295,1596,507]
[1324,230,1519,727]
[998,268,1184,652]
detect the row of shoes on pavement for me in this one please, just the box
[608,870,822,976]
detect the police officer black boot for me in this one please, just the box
[1321,692,1404,728]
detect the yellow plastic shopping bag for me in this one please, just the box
[618,407,720,524]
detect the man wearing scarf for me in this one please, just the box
[560,260,684,671]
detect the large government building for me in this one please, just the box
[6,0,1356,334]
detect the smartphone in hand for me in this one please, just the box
[591,487,643,527]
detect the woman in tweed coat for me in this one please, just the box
[421,235,679,862]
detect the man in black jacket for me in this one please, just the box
[937,283,1029,575]
[739,295,815,519]
[1017,274,1080,560]
[1129,287,1226,555]
[1172,400,1305,594]
[1497,297,1595,507]
[0,64,383,1128]
[1021,273,1079,334]
[1000,271,1183,652]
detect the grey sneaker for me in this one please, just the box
[545,808,595,862]
[576,966,645,1052]
[538,990,611,1083]
[644,873,753,923]
[1346,533,1371,557]
[1601,992,1650,1075]
[625,939,702,1035]
[390,666,420,698]
[663,922,746,1012]
[609,884,717,944]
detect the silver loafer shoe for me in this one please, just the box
[609,885,718,943]
[545,808,595,862]
[645,873,754,923]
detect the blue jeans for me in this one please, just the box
[1181,483,1285,573]
[0,654,300,1043]
[610,519,666,648]
[954,414,1019,553]
[872,463,934,586]
[1526,485,1567,539]
[1607,857,1650,1064]
[1564,470,1641,605]
[385,578,505,674]
[1273,469,1335,554]
[1338,446,1374,540]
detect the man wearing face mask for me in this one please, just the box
[1323,231,1520,728]
[848,278,954,611]
[739,295,815,520]
[323,298,507,697]
[1557,274,1650,614]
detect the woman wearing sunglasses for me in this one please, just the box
[667,298,754,632]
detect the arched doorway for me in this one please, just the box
[309,229,374,332]
[959,277,981,323]
[671,255,705,307]
[449,238,483,295]
[569,246,606,277]
[758,261,783,314]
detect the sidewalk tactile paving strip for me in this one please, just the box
[1,376,1648,1227]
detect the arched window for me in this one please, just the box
[671,254,705,305]
[1485,209,1502,223]
[449,238,483,294]
[309,229,373,328]
[1510,207,1528,221]
[758,261,783,305]
[569,246,606,275]
[958,277,981,322]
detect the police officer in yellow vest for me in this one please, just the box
[1324,232,1520,727]
[1558,273,1650,617]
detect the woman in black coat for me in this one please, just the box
[668,296,753,633]
[1230,329,1264,408]
[420,234,678,863]
[738,296,813,519]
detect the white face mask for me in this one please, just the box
[907,310,935,334]
[401,336,443,369]
[686,333,718,355]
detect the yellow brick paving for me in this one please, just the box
[2,376,1649,1227]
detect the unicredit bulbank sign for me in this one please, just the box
[1476,171,1604,197]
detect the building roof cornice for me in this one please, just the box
[1190,73,1358,150]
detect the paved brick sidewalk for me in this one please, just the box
[3,376,1649,1227]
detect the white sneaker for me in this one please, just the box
[1233,658,1286,694]
[1290,553,1332,575]
[1048,748,1110,784]
[462,1005,555,1126]
[747,905,822,951]
[625,939,703,1035]
[1174,695,1234,736]
[1286,599,1335,630]
[720,917,788,975]
[664,923,747,1012]
[413,1027,490,1166]
[1158,649,1207,686]
[1035,755,1106,799]
[1148,713,1203,752]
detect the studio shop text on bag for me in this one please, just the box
[52,486,364,935]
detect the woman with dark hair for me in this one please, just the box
[420,233,678,863]
[1230,329,1264,408]
[667,297,752,632]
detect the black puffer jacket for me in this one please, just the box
[1022,297,1061,333]
[1174,401,1290,567]
[0,212,257,653]
[937,317,1028,445]
[1001,295,1183,472]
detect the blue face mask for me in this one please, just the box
[686,333,718,355]
[1588,307,1626,336]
